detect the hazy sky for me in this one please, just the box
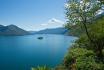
[0,0,66,31]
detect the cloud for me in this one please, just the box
[31,18,65,31]
[40,24,48,26]
[40,18,64,26]
[48,18,64,24]
[33,18,65,31]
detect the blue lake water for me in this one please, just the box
[0,34,75,70]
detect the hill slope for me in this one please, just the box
[32,27,68,34]
[0,25,29,36]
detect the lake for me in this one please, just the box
[0,34,76,70]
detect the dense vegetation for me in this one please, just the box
[63,0,104,70]
[63,16,104,70]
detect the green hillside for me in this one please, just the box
[62,16,104,70]
[65,16,104,37]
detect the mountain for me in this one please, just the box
[31,27,68,34]
[0,24,30,36]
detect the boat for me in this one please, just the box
[37,37,43,40]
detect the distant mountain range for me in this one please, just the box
[0,24,68,36]
[30,27,68,34]
[0,25,29,36]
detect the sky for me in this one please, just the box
[0,0,66,31]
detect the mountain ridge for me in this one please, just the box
[31,27,68,34]
[0,24,30,36]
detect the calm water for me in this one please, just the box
[0,34,75,70]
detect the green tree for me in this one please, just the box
[65,0,101,42]
[65,0,103,60]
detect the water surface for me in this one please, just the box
[0,34,75,70]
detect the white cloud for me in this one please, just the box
[17,18,65,31]
[41,18,64,26]
[48,18,64,24]
[40,18,64,27]
[35,18,65,31]
[40,24,48,26]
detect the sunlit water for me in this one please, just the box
[0,34,76,70]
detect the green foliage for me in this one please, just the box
[65,0,102,49]
[65,0,101,25]
[65,16,104,37]
[64,1,104,68]
[63,16,104,70]
[77,17,104,49]
[89,17,104,39]
[76,55,104,70]
[65,15,104,53]
[64,48,94,67]
[32,66,51,70]
[55,65,67,70]
[64,47,104,70]
[65,23,85,36]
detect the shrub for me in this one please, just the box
[64,47,104,70]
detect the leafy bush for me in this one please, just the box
[64,47,104,70]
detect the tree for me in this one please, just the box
[65,0,103,60]
[65,0,101,41]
